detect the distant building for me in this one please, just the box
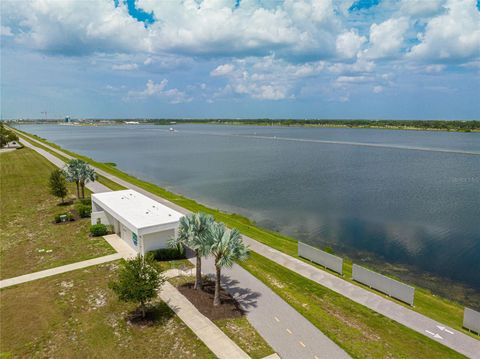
[124,121,140,125]
[5,141,22,149]
[64,116,70,123]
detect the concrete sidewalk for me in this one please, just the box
[17,131,480,358]
[0,253,123,289]
[103,234,137,259]
[160,269,250,359]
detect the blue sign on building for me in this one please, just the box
[132,233,138,246]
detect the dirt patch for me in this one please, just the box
[176,280,244,321]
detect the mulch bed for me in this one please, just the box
[176,280,244,321]
[52,209,81,225]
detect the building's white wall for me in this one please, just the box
[121,224,139,252]
[91,211,109,226]
[142,229,175,254]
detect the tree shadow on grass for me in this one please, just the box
[57,199,74,206]
[127,301,176,327]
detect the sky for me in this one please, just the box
[1,0,479,120]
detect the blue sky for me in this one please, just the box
[1,0,479,120]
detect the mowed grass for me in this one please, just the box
[14,129,479,350]
[0,262,215,358]
[241,252,465,358]
[0,148,115,279]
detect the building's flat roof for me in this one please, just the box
[92,189,183,233]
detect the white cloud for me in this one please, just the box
[336,75,371,84]
[425,64,446,73]
[408,0,480,62]
[336,29,366,58]
[211,64,235,76]
[112,63,138,71]
[136,0,342,59]
[328,58,375,74]
[399,0,445,17]
[0,25,13,36]
[2,0,150,55]
[127,79,191,103]
[363,17,410,59]
[210,56,329,101]
[373,85,384,93]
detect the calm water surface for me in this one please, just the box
[18,124,480,294]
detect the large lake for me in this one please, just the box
[17,124,480,299]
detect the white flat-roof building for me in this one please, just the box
[91,189,184,255]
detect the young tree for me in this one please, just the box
[110,254,165,318]
[168,213,213,290]
[49,169,68,204]
[207,223,249,306]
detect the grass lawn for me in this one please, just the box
[0,148,115,279]
[169,276,274,359]
[13,129,479,346]
[241,252,465,358]
[156,259,194,272]
[0,262,215,358]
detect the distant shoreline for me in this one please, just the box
[7,119,480,132]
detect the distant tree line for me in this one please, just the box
[4,119,479,131]
[149,119,480,132]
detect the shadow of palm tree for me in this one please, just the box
[218,274,261,312]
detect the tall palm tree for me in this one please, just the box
[79,164,96,199]
[207,223,249,306]
[63,159,83,198]
[64,159,96,199]
[169,212,214,290]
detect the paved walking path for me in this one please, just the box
[245,239,480,359]
[17,132,480,358]
[0,253,123,289]
[198,255,350,359]
[161,269,251,359]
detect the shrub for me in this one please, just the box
[150,247,186,261]
[76,203,92,218]
[90,224,108,237]
[54,212,75,223]
[79,197,91,206]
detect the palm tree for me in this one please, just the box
[63,159,83,198]
[207,223,249,306]
[64,159,96,199]
[169,212,214,290]
[79,164,96,199]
